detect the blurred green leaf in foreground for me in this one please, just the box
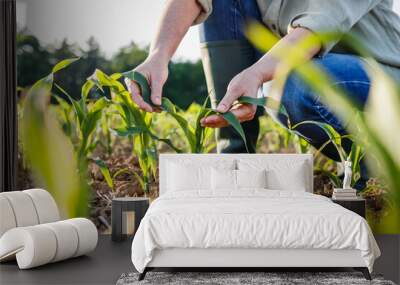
[21,58,89,218]
[246,21,400,233]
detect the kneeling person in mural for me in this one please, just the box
[126,0,400,191]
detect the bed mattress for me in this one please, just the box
[131,190,380,273]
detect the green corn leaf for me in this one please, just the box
[238,96,289,119]
[162,97,197,152]
[88,69,121,95]
[132,171,145,191]
[22,60,88,218]
[195,97,213,153]
[349,142,363,186]
[95,69,113,86]
[292,120,346,162]
[81,80,95,101]
[116,103,132,126]
[91,96,109,113]
[54,83,86,127]
[146,147,158,178]
[81,109,102,139]
[110,73,123,81]
[112,168,131,180]
[160,96,178,113]
[111,126,146,137]
[52,94,71,111]
[293,121,341,146]
[237,96,266,106]
[52,95,73,136]
[222,111,249,153]
[123,70,154,107]
[71,99,87,128]
[147,132,183,153]
[315,168,341,188]
[52,57,80,73]
[93,159,114,191]
[111,126,181,152]
[88,69,115,91]
[52,97,71,116]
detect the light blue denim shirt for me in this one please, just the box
[195,0,400,81]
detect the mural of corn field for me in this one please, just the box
[17,26,399,235]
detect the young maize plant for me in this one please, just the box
[85,69,179,193]
[54,79,109,162]
[52,94,74,139]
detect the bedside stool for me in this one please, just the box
[332,197,366,218]
[112,197,149,242]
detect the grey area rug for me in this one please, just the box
[117,272,395,285]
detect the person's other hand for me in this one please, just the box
[125,54,169,112]
[200,67,263,128]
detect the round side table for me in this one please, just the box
[111,197,149,242]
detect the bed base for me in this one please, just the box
[138,248,372,281]
[138,267,371,281]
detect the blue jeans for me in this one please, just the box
[199,0,370,189]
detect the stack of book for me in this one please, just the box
[332,188,358,200]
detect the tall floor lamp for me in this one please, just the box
[0,0,17,192]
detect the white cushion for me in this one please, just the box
[167,159,235,191]
[0,218,97,269]
[0,190,60,237]
[0,226,57,269]
[0,196,16,237]
[167,162,210,191]
[266,164,308,191]
[236,169,267,189]
[0,189,98,269]
[0,192,39,227]
[23,189,60,223]
[42,222,79,262]
[63,218,98,257]
[237,159,310,191]
[211,168,236,190]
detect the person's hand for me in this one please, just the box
[125,54,169,112]
[200,66,263,128]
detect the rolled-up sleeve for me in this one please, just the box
[193,0,213,25]
[288,0,382,55]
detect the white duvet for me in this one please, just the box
[131,190,380,273]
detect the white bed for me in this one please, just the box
[131,154,380,281]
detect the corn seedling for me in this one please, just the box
[55,81,109,161]
[92,158,114,191]
[87,69,168,193]
[91,158,134,193]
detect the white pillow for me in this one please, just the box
[265,164,308,191]
[211,168,236,190]
[237,159,309,191]
[236,169,267,189]
[211,169,267,190]
[167,162,209,191]
[167,159,235,192]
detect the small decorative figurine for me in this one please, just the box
[343,158,352,189]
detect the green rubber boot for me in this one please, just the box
[201,40,263,153]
